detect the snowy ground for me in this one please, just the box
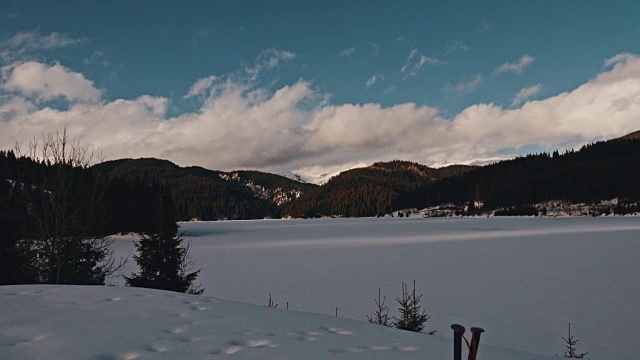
[0,285,554,360]
[104,216,640,359]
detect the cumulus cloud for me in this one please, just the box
[495,55,535,74]
[445,74,483,94]
[401,49,445,77]
[338,47,355,57]
[511,83,543,106]
[1,53,639,180]
[1,61,101,102]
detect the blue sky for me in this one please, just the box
[1,1,640,180]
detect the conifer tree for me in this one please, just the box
[393,280,431,333]
[125,186,203,295]
[562,323,589,359]
[367,287,391,326]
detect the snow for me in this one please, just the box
[5,217,636,359]
[0,285,553,359]
[109,216,640,359]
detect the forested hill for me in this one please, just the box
[5,132,640,222]
[93,159,316,221]
[394,136,640,212]
[281,161,475,218]
[619,130,640,140]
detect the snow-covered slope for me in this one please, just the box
[0,285,553,360]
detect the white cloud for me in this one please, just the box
[83,51,109,67]
[1,61,101,102]
[262,49,296,68]
[445,74,483,94]
[495,55,535,74]
[1,53,639,178]
[511,83,542,106]
[185,75,218,98]
[365,74,380,87]
[401,49,445,77]
[338,47,355,57]
[7,31,86,50]
[245,48,296,81]
[447,40,468,53]
[480,20,494,33]
[1,31,87,63]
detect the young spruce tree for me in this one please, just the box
[367,287,391,326]
[393,280,432,334]
[125,186,204,295]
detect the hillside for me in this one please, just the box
[394,135,640,212]
[282,161,474,218]
[618,129,640,140]
[0,285,555,360]
[93,159,316,221]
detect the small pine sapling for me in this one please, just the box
[393,280,433,334]
[367,287,391,326]
[266,293,278,308]
[560,323,589,358]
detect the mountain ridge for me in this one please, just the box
[91,130,640,220]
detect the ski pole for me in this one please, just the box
[468,327,485,360]
[451,324,465,360]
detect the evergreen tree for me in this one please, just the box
[367,287,391,326]
[124,231,203,294]
[393,280,431,333]
[125,186,203,295]
[561,323,589,359]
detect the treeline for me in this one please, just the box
[93,159,312,221]
[0,145,167,285]
[282,161,473,218]
[1,131,203,294]
[1,151,170,237]
[394,138,640,211]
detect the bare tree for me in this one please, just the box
[15,127,124,284]
[367,287,391,326]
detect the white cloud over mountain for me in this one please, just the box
[1,52,639,178]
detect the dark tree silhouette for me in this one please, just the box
[393,280,432,334]
[367,287,391,326]
[561,323,589,359]
[12,129,122,285]
[125,187,203,295]
[125,230,203,295]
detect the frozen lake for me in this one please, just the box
[112,216,640,359]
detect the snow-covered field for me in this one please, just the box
[111,216,637,360]
[7,216,634,359]
[1,285,554,359]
